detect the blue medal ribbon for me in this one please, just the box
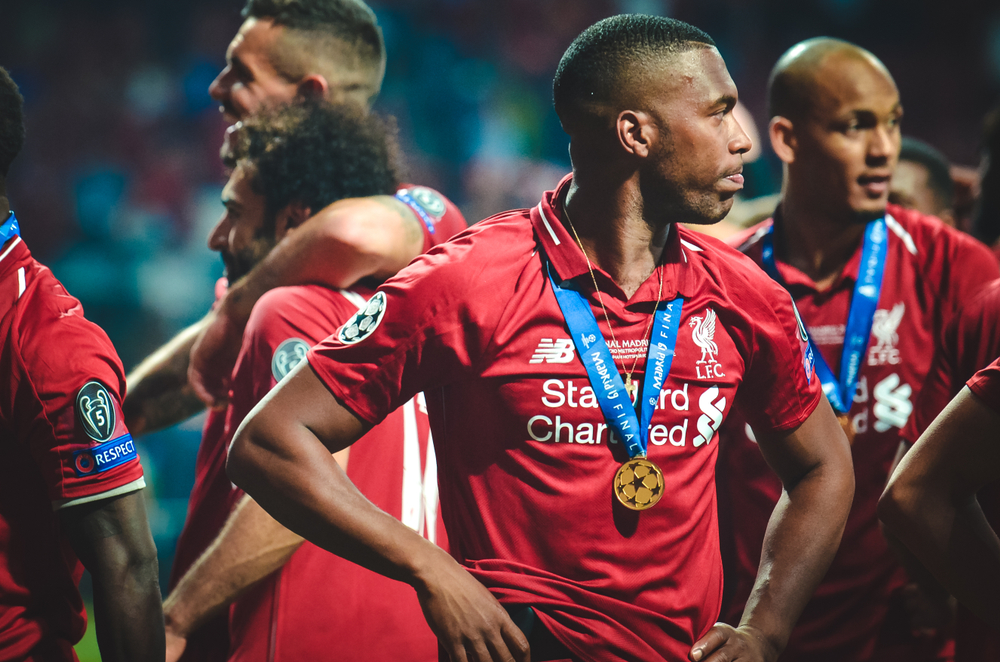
[760,217,888,414]
[546,261,683,459]
[0,212,20,242]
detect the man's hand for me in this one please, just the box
[165,628,187,662]
[188,306,241,408]
[690,624,777,662]
[414,556,530,662]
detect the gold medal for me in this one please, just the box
[837,413,856,446]
[614,457,665,511]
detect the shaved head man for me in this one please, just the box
[719,38,999,662]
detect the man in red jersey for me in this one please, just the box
[122,2,466,660]
[228,16,855,662]
[717,38,1000,662]
[881,356,1000,635]
[0,67,164,661]
[894,279,1000,660]
[162,102,446,662]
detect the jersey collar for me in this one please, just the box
[530,173,695,303]
[762,207,866,293]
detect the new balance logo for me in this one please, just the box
[530,338,575,364]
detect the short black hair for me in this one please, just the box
[0,67,25,178]
[224,99,399,227]
[242,0,384,75]
[898,136,954,210]
[553,15,715,124]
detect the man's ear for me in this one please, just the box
[769,116,797,164]
[617,110,656,159]
[296,74,329,101]
[274,202,312,241]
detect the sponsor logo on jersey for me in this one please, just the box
[873,373,912,432]
[271,338,310,382]
[868,303,905,366]
[76,381,116,442]
[526,378,728,449]
[530,338,575,364]
[694,386,727,447]
[338,291,387,345]
[73,434,138,477]
[689,308,725,378]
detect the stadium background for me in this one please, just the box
[2,0,999,658]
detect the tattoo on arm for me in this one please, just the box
[376,195,425,248]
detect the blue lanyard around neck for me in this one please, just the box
[759,217,888,414]
[0,212,20,243]
[546,260,683,459]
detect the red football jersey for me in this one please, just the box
[168,185,464,662]
[0,233,145,661]
[225,285,444,662]
[968,357,1000,411]
[307,175,821,662]
[901,283,1000,662]
[718,207,999,662]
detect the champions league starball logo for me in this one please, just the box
[271,338,310,382]
[76,381,116,442]
[338,292,387,345]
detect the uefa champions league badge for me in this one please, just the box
[271,338,310,382]
[76,381,116,443]
[74,380,137,477]
[338,291,387,345]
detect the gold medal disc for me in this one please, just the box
[837,413,856,446]
[614,457,665,511]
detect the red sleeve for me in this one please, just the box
[14,295,143,504]
[226,287,364,437]
[967,357,1000,413]
[308,231,498,426]
[734,276,823,434]
[902,280,1000,442]
[394,185,468,249]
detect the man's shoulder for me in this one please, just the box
[723,219,772,256]
[679,225,776,291]
[887,204,992,261]
[395,207,536,285]
[395,183,468,247]
[247,285,367,343]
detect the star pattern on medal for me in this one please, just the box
[614,458,665,511]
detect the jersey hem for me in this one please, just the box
[52,476,146,510]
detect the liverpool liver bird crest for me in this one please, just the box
[689,308,719,365]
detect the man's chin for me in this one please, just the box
[850,204,888,225]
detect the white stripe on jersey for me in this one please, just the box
[0,236,22,265]
[885,214,918,256]
[400,398,423,533]
[537,202,562,246]
[339,289,368,310]
[17,267,25,299]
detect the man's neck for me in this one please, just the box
[563,181,670,299]
[774,192,870,290]
[0,192,9,221]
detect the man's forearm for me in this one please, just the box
[221,196,423,322]
[164,493,308,638]
[742,462,854,655]
[125,319,208,434]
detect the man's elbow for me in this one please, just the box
[878,477,918,537]
[227,417,267,495]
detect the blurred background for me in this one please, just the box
[2,0,999,657]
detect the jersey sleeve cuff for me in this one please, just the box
[52,476,146,511]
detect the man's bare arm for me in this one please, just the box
[228,362,530,662]
[124,318,210,435]
[162,448,348,661]
[879,387,1000,628]
[60,491,164,662]
[189,196,424,406]
[691,397,854,662]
